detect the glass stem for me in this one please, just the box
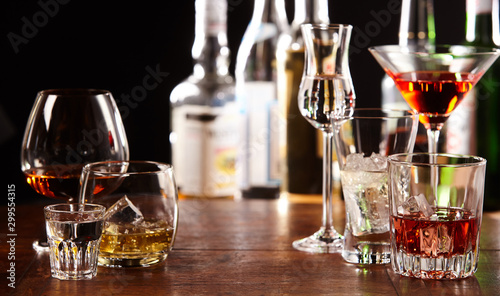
[426,128,441,153]
[427,128,440,206]
[322,130,334,234]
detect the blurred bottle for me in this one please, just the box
[276,0,330,196]
[445,2,479,155]
[464,0,500,211]
[381,0,436,152]
[235,0,289,199]
[170,0,238,199]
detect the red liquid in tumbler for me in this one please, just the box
[391,71,475,126]
[391,207,479,258]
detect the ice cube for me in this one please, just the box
[103,195,144,224]
[103,221,120,235]
[369,152,387,171]
[344,153,365,171]
[398,193,434,218]
[361,158,375,171]
[344,153,388,172]
[415,194,434,218]
[360,153,387,171]
[397,197,418,215]
[420,223,453,256]
[365,186,390,233]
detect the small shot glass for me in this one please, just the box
[44,203,106,280]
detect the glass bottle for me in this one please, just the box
[170,0,238,199]
[464,0,500,210]
[380,0,435,153]
[235,0,289,199]
[445,2,479,155]
[276,0,330,197]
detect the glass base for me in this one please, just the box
[392,249,478,279]
[32,239,50,252]
[292,227,343,253]
[51,269,97,280]
[342,247,390,265]
[342,230,391,264]
[98,252,169,267]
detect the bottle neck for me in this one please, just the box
[466,0,500,46]
[289,0,330,47]
[250,0,270,24]
[292,0,329,25]
[192,0,230,78]
[250,0,288,33]
[236,0,289,82]
[399,0,436,49]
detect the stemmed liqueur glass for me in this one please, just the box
[21,89,129,251]
[293,24,355,253]
[369,45,500,153]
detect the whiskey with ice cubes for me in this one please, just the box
[79,161,178,267]
[100,219,175,261]
[98,195,176,266]
[391,207,480,279]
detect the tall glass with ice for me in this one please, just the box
[334,109,418,264]
[387,153,486,279]
[79,161,179,267]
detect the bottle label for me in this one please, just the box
[238,81,281,187]
[467,0,492,14]
[171,104,238,197]
[205,0,227,35]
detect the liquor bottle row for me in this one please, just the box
[169,0,500,211]
[170,0,330,200]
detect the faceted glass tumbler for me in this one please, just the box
[387,153,486,279]
[44,203,106,280]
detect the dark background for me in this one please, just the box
[1,0,465,204]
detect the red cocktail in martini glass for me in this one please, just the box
[369,45,500,153]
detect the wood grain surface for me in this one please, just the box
[2,198,499,295]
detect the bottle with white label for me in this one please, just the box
[276,0,330,197]
[170,0,238,199]
[463,0,500,211]
[444,0,481,155]
[235,0,289,199]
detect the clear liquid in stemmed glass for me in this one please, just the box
[292,24,355,253]
[299,74,354,132]
[294,74,354,252]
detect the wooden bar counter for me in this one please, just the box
[2,196,500,295]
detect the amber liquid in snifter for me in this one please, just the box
[23,164,85,201]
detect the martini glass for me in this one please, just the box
[369,45,500,153]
